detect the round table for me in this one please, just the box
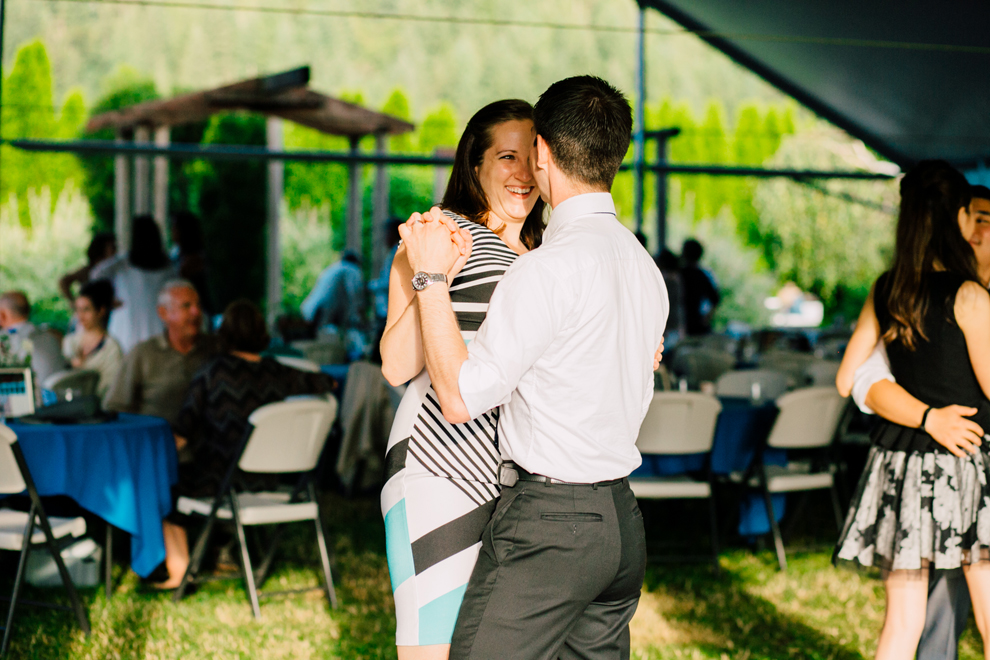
[6,413,178,577]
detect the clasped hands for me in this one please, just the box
[399,207,473,284]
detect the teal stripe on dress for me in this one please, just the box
[418,583,468,645]
[384,499,415,591]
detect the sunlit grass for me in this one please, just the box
[3,495,986,659]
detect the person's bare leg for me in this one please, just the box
[157,521,189,589]
[396,645,449,660]
[963,562,990,659]
[876,568,928,660]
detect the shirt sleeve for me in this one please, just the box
[103,346,142,414]
[851,342,894,414]
[457,257,565,419]
[300,267,333,322]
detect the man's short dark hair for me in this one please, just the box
[682,239,704,263]
[971,184,990,203]
[534,76,632,190]
[0,291,30,320]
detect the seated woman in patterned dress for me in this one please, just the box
[379,99,546,659]
[154,299,335,589]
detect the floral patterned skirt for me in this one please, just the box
[834,445,990,571]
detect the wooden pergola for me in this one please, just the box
[86,66,414,317]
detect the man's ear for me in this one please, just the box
[157,305,168,323]
[535,135,551,172]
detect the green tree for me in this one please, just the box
[418,103,457,154]
[381,88,414,153]
[1,40,87,226]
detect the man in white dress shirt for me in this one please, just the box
[400,76,668,659]
[850,184,990,660]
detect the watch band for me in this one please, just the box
[411,272,447,291]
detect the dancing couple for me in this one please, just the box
[836,163,990,660]
[380,76,669,659]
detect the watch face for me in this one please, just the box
[412,272,429,291]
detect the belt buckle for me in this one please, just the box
[498,463,519,488]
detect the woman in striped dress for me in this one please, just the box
[380,99,545,658]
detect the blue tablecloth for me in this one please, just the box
[631,396,786,536]
[7,414,178,577]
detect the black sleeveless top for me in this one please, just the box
[871,271,990,453]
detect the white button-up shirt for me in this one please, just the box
[457,192,669,482]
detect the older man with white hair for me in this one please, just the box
[104,280,217,427]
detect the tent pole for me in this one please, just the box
[346,136,363,256]
[372,133,389,276]
[266,117,284,326]
[633,4,646,239]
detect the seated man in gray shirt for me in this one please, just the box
[105,280,217,428]
[848,184,990,660]
[0,290,67,384]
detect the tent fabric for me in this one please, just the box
[643,0,990,169]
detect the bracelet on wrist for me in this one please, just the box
[920,406,933,432]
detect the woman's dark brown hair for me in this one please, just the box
[883,160,979,349]
[441,99,545,250]
[218,299,271,354]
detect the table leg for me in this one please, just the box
[105,523,113,600]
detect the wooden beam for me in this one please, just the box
[114,131,131,249]
[266,117,284,325]
[372,133,389,277]
[346,136,363,256]
[153,126,170,239]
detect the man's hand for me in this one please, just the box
[653,336,665,371]
[926,405,985,457]
[400,207,472,277]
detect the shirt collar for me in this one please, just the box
[543,192,616,243]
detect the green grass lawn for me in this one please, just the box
[3,494,986,659]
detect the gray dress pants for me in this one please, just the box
[449,478,646,660]
[917,568,970,660]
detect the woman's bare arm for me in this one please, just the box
[380,245,425,386]
[956,280,990,400]
[836,284,881,397]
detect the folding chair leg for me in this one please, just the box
[760,476,787,571]
[706,494,721,576]
[310,484,338,609]
[254,526,284,590]
[105,523,113,601]
[35,503,89,635]
[830,482,845,532]
[174,511,219,603]
[230,495,262,619]
[1,506,36,656]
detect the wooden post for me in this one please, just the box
[372,133,390,276]
[346,136,363,255]
[266,117,284,325]
[133,125,151,216]
[153,126,170,240]
[114,130,131,250]
[432,147,454,204]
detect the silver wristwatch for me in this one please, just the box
[411,272,447,291]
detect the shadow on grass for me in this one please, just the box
[641,555,867,660]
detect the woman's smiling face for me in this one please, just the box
[476,119,538,226]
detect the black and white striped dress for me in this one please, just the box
[381,212,519,646]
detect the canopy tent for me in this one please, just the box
[87,66,414,318]
[641,0,990,178]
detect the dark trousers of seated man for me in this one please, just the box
[918,569,970,660]
[449,477,646,660]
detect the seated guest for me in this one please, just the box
[104,280,217,427]
[158,299,335,588]
[300,249,367,359]
[0,290,67,383]
[61,280,124,399]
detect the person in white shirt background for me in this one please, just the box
[401,75,668,660]
[844,183,990,660]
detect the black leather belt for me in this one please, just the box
[497,462,625,489]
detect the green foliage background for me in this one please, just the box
[1,2,900,330]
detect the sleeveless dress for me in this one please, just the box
[835,272,990,572]
[381,211,519,646]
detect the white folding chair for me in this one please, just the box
[0,424,90,654]
[173,398,339,619]
[42,369,101,400]
[804,360,842,387]
[628,392,723,572]
[671,348,736,390]
[749,386,846,570]
[715,369,789,400]
[273,355,322,373]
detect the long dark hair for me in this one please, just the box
[129,215,170,271]
[441,99,545,250]
[78,279,115,329]
[884,160,978,349]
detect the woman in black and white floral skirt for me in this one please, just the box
[835,160,990,660]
